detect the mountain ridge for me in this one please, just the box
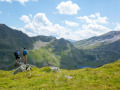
[0,24,95,70]
[73,31,120,49]
[0,24,120,70]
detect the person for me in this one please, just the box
[14,49,21,63]
[23,48,28,64]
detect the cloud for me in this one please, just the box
[56,1,80,15]
[114,23,120,31]
[32,0,37,1]
[0,0,37,5]
[77,13,108,24]
[20,13,61,37]
[19,13,80,40]
[0,11,2,14]
[81,23,111,35]
[15,0,29,5]
[20,15,30,23]
[0,0,11,3]
[19,12,112,41]
[64,20,79,27]
[29,14,32,18]
[10,26,17,30]
[73,13,111,40]
[32,13,52,26]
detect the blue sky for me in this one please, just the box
[0,0,120,41]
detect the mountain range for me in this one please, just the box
[0,24,120,70]
[73,31,120,50]
[73,31,120,67]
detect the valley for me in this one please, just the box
[0,24,120,70]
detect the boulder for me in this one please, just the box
[50,67,61,72]
[12,63,35,74]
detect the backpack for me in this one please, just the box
[23,50,27,55]
[14,51,19,56]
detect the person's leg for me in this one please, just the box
[16,59,17,63]
[25,55,27,63]
[23,56,25,63]
[14,58,18,67]
[19,57,21,63]
[15,57,17,63]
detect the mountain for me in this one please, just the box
[32,35,55,42]
[0,24,54,70]
[0,24,33,50]
[73,31,120,49]
[1,24,120,70]
[0,24,35,70]
[0,24,95,70]
[0,59,120,89]
[28,38,96,69]
[73,31,120,67]
[67,39,76,42]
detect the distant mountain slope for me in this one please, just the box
[0,24,34,50]
[32,35,55,42]
[1,24,120,70]
[29,38,96,69]
[73,31,120,49]
[0,24,98,70]
[73,31,120,67]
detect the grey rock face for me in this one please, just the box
[12,63,35,74]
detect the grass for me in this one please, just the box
[0,60,120,90]
[28,48,60,67]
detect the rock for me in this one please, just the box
[46,62,52,67]
[14,62,22,67]
[50,67,61,72]
[65,75,72,79]
[12,63,35,74]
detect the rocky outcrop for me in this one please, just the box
[12,63,35,74]
[50,67,61,72]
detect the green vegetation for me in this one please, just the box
[0,60,120,90]
[28,48,61,68]
[0,24,120,71]
[0,24,55,70]
[28,38,96,70]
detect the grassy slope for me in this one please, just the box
[28,46,96,69]
[0,60,120,90]
[28,48,61,68]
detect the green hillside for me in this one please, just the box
[28,38,96,69]
[72,31,120,68]
[0,24,34,70]
[0,60,120,90]
[0,24,55,70]
[1,24,120,71]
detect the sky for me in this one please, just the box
[0,0,120,41]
